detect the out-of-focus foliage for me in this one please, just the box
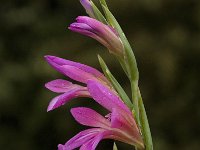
[0,0,200,149]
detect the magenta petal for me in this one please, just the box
[71,16,124,56]
[69,23,106,44]
[69,23,93,31]
[110,108,125,128]
[47,88,89,112]
[71,107,110,128]
[45,55,105,81]
[69,24,97,38]
[63,128,104,150]
[76,16,106,33]
[45,79,81,93]
[76,16,118,42]
[111,108,141,137]
[87,80,131,114]
[45,56,66,75]
[61,65,98,84]
[57,144,65,150]
[80,132,105,150]
[111,108,143,148]
[70,16,113,43]
[69,24,109,48]
[111,108,136,132]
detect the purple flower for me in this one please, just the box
[69,16,124,56]
[45,55,143,149]
[58,80,144,150]
[80,0,95,18]
[45,79,90,111]
[45,55,111,111]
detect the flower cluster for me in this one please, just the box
[45,55,143,149]
[45,0,153,150]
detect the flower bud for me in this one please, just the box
[80,0,95,18]
[69,16,124,56]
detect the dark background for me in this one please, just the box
[0,0,200,149]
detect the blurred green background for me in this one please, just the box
[0,0,200,149]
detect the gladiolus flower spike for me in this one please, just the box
[44,0,154,149]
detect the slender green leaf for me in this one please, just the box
[99,0,109,18]
[138,89,153,150]
[99,0,108,8]
[98,55,133,109]
[90,1,107,24]
[116,55,129,78]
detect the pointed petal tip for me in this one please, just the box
[47,104,54,112]
[76,16,89,23]
[44,55,56,62]
[69,22,76,27]
[70,107,77,115]
[44,83,48,89]
[47,103,57,112]
[68,26,72,30]
[47,102,60,112]
[68,23,86,31]
[47,95,61,112]
[76,16,83,20]
[47,101,62,112]
[44,55,52,59]
[58,144,65,150]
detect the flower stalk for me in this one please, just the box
[44,0,153,150]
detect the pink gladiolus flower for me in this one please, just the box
[58,80,144,150]
[45,79,90,112]
[45,55,143,149]
[69,16,124,56]
[45,55,111,111]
